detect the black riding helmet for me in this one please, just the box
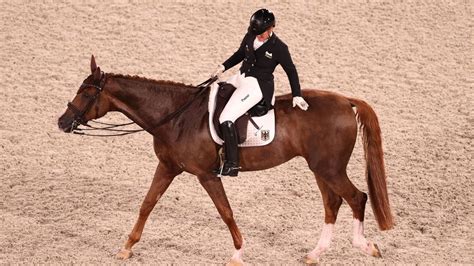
[248,9,275,35]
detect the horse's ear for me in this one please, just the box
[93,66,102,81]
[91,55,97,73]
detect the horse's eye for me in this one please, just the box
[82,92,90,98]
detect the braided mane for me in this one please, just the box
[109,73,195,88]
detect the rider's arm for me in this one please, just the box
[279,44,302,97]
[222,34,248,71]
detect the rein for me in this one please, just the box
[72,77,216,137]
[72,121,143,137]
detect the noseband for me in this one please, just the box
[67,72,106,127]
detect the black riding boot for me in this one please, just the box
[217,121,240,177]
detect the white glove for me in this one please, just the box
[292,96,309,111]
[211,64,225,79]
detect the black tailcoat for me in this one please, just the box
[222,33,301,109]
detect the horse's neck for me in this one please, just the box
[106,75,203,135]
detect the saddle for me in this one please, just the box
[213,82,273,144]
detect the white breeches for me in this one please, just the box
[219,72,263,123]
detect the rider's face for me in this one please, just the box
[256,27,273,42]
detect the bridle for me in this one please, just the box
[67,73,106,125]
[67,74,216,137]
[67,72,107,129]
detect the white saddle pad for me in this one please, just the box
[208,83,275,147]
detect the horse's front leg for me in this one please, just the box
[116,162,182,260]
[198,174,244,266]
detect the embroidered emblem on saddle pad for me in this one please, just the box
[261,129,270,141]
[208,82,276,147]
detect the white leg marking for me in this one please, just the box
[352,218,380,257]
[230,248,243,262]
[307,223,334,261]
[228,238,244,266]
[352,218,368,248]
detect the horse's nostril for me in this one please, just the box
[58,116,73,132]
[58,118,67,128]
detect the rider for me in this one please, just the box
[212,8,309,177]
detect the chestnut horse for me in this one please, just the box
[58,56,393,264]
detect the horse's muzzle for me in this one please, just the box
[57,115,76,133]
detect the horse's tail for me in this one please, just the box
[348,97,394,231]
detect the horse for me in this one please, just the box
[58,55,394,264]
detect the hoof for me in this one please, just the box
[354,240,382,258]
[370,243,382,258]
[303,255,320,265]
[116,249,133,260]
[226,258,244,266]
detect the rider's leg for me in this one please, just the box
[218,121,240,176]
[218,74,262,176]
[219,73,263,123]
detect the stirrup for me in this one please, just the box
[213,163,240,177]
[220,164,240,177]
[212,148,226,175]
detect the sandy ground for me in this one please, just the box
[1,0,472,264]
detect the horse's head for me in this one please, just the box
[58,55,111,132]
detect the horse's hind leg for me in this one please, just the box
[116,163,181,260]
[316,169,381,258]
[197,174,244,266]
[305,175,342,264]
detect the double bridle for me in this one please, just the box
[66,74,215,137]
[67,72,107,129]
